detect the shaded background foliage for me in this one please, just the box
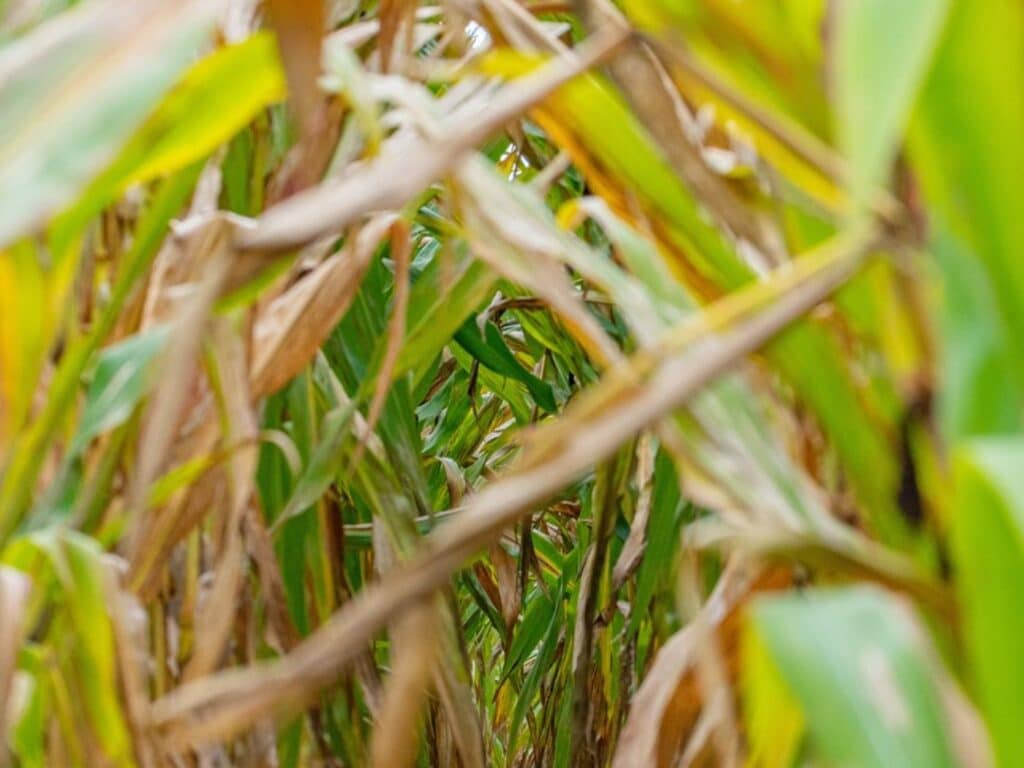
[0,0,1020,766]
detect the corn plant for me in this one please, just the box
[0,0,1020,765]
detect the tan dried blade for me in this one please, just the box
[182,318,258,683]
[370,605,439,768]
[251,213,397,398]
[265,0,325,134]
[612,562,790,768]
[0,566,30,740]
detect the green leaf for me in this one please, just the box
[0,240,49,443]
[952,438,1024,768]
[9,645,46,768]
[931,226,1023,439]
[397,250,496,387]
[747,587,957,768]
[832,0,951,206]
[117,32,284,187]
[275,402,358,530]
[501,586,557,684]
[627,449,687,635]
[454,318,556,413]
[910,0,1024,432]
[23,529,134,767]
[70,327,169,456]
[506,580,565,750]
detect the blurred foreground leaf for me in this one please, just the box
[0,0,218,247]
[953,439,1024,767]
[745,587,958,768]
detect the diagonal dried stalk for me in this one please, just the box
[147,229,875,746]
[0,1,1010,765]
[235,21,629,252]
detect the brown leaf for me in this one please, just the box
[489,543,520,631]
[182,319,258,683]
[570,460,621,763]
[130,212,394,594]
[265,0,325,135]
[101,558,159,768]
[361,219,412,444]
[125,215,236,563]
[251,213,397,398]
[236,22,629,252]
[612,432,655,588]
[378,0,416,72]
[370,605,438,768]
[264,98,345,204]
[613,563,791,768]
[0,566,30,741]
[243,506,302,654]
[431,620,485,768]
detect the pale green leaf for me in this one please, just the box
[833,0,951,206]
[53,31,286,254]
[70,327,169,456]
[910,0,1024,434]
[952,438,1024,768]
[0,0,218,247]
[749,587,957,768]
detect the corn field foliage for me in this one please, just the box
[0,0,1021,765]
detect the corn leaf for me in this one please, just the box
[952,438,1024,767]
[747,587,958,768]
[0,0,218,247]
[832,0,950,206]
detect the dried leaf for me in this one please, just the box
[614,563,789,767]
[0,566,31,737]
[370,605,438,768]
[251,214,397,397]
[265,0,325,134]
[236,23,628,252]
